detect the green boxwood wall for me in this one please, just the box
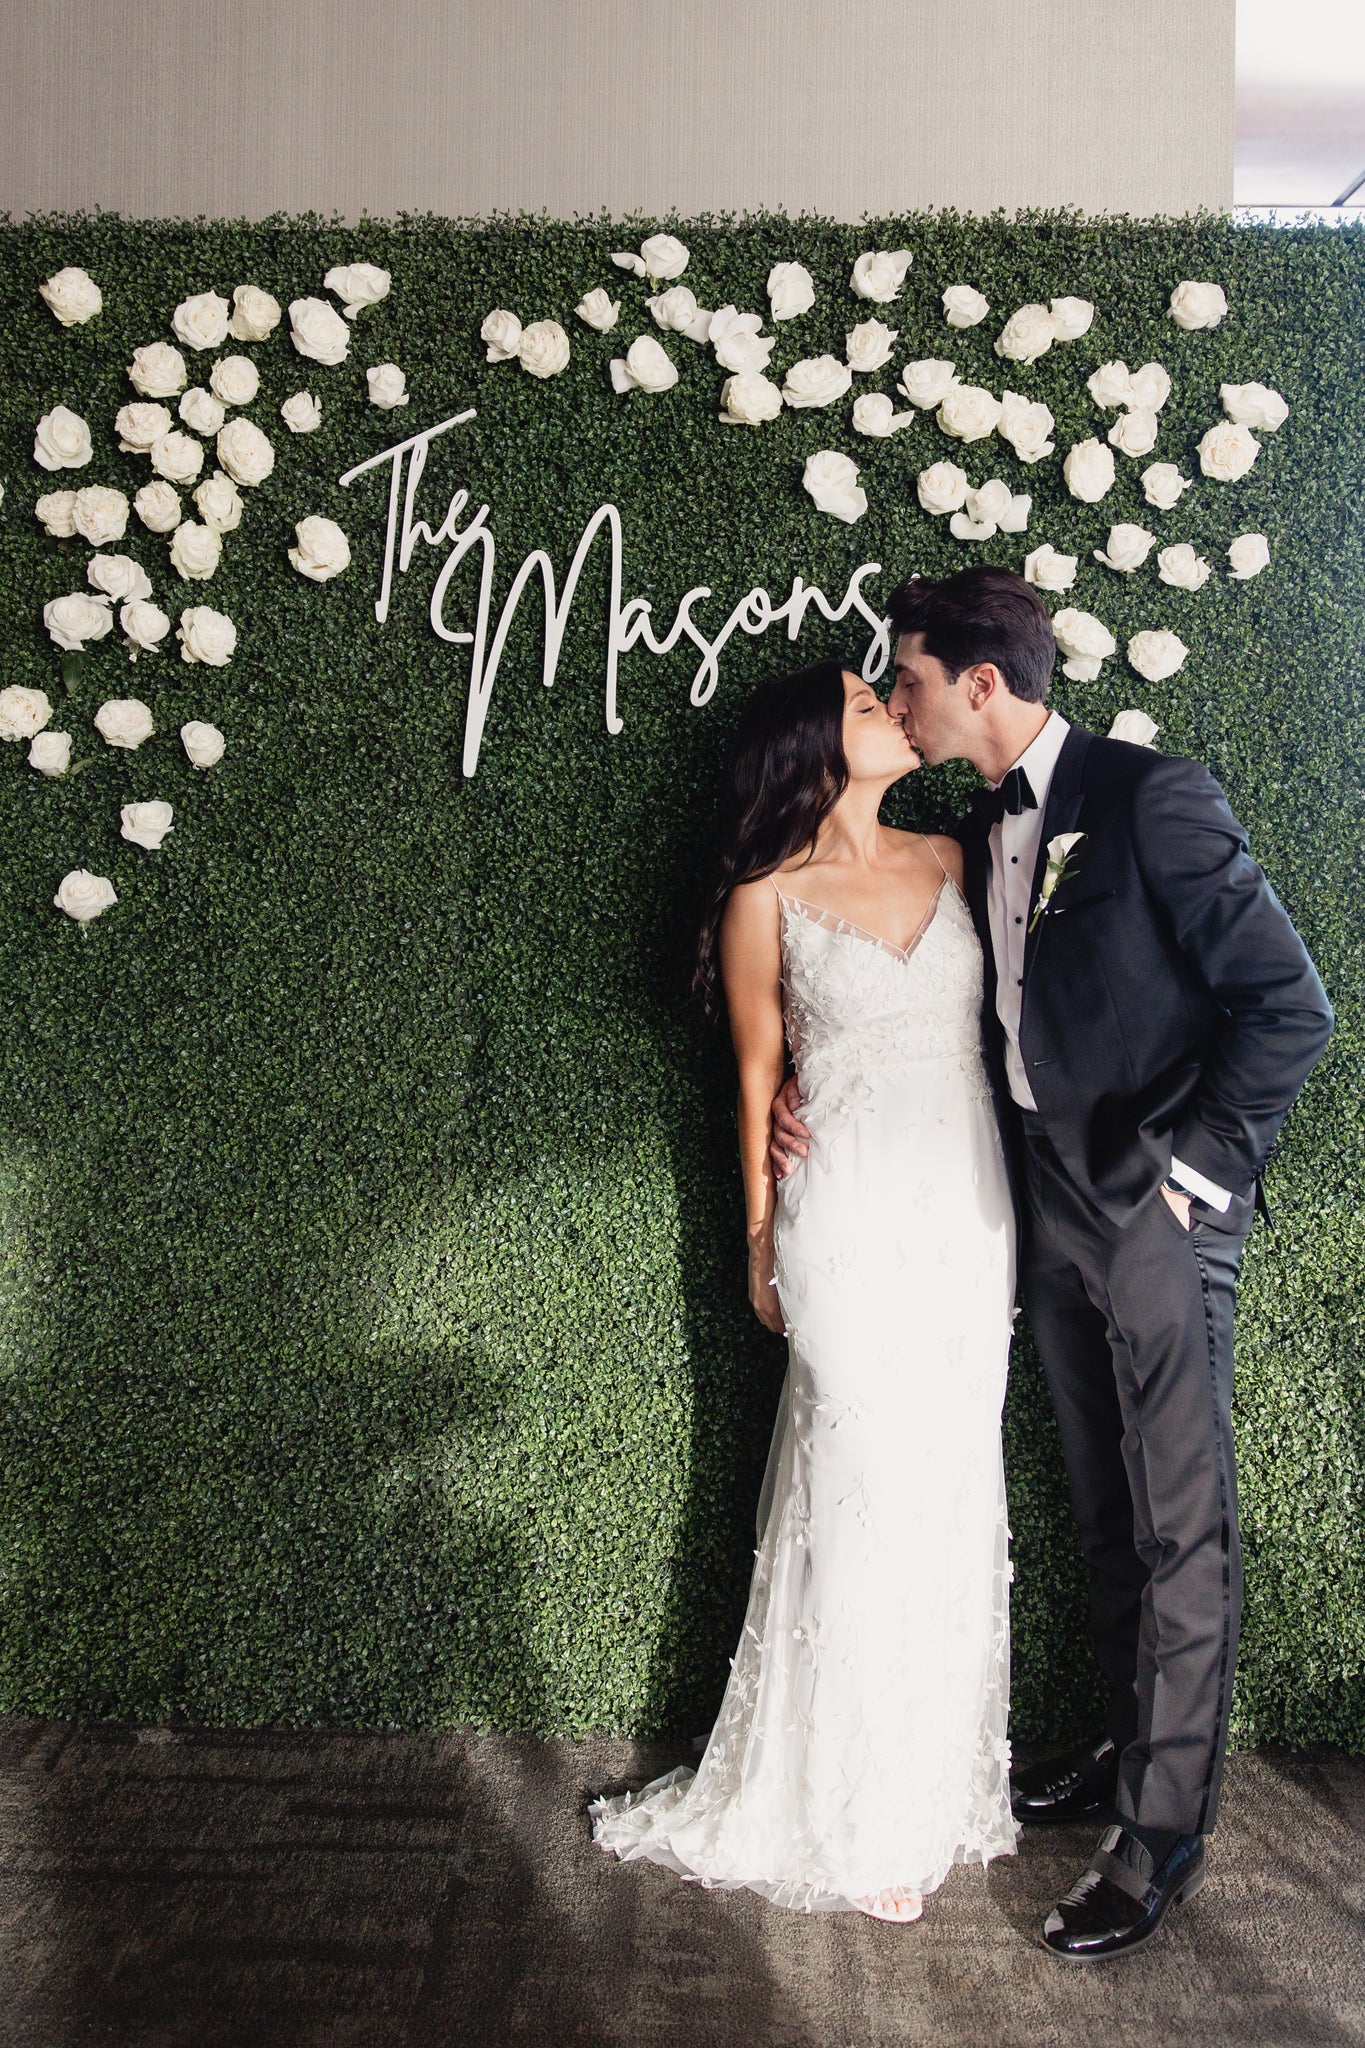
[0,208,1361,1746]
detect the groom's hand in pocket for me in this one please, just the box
[770,1077,811,1179]
[1160,1184,1193,1230]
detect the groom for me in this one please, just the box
[771,564,1333,1962]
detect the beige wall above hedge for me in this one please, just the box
[4,0,1233,223]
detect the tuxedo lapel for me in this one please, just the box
[1022,723,1093,986]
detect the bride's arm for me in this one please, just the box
[719,880,787,1335]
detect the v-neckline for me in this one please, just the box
[775,874,959,965]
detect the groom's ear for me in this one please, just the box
[961,660,1009,709]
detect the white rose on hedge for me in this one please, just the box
[34,405,93,471]
[851,249,913,302]
[916,460,969,516]
[289,296,351,365]
[182,720,226,768]
[116,402,173,455]
[40,267,102,326]
[575,289,620,333]
[169,520,222,582]
[128,343,188,398]
[1052,607,1116,681]
[87,553,152,603]
[1169,280,1227,330]
[229,285,282,341]
[172,291,230,350]
[1108,709,1159,746]
[1127,628,1188,681]
[94,696,154,748]
[784,355,854,409]
[1023,543,1078,592]
[30,730,72,775]
[1094,522,1155,572]
[994,303,1055,365]
[718,373,784,425]
[803,450,867,524]
[151,431,204,485]
[121,599,171,658]
[1063,437,1116,502]
[281,392,323,434]
[55,869,117,922]
[1049,296,1094,340]
[1088,361,1134,409]
[209,355,260,407]
[609,336,679,394]
[611,251,646,277]
[367,363,410,409]
[1108,408,1160,458]
[289,515,351,581]
[134,481,182,533]
[481,309,522,362]
[1141,461,1193,511]
[1221,381,1288,432]
[0,685,53,740]
[178,605,236,665]
[936,383,1001,443]
[943,285,989,328]
[1228,532,1271,580]
[72,486,130,544]
[767,262,815,320]
[709,307,776,374]
[325,262,391,319]
[35,490,79,538]
[1129,362,1172,411]
[216,417,275,486]
[999,390,1055,464]
[1157,544,1211,591]
[845,319,898,373]
[194,470,243,533]
[639,234,689,283]
[898,359,957,409]
[852,392,914,437]
[951,480,1030,540]
[647,286,712,340]
[179,388,226,436]
[1198,420,1259,482]
[518,320,571,379]
[121,800,174,851]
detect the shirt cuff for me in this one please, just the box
[1169,1154,1233,1213]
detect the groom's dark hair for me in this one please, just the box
[886,565,1055,703]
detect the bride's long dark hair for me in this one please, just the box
[693,656,853,1022]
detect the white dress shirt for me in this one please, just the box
[984,711,1231,1212]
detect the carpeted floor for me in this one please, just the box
[1,1716,1363,2047]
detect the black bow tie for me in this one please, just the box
[976,765,1037,827]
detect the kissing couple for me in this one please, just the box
[592,564,1332,1961]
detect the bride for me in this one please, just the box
[591,656,1018,1922]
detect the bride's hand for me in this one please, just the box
[748,1242,785,1334]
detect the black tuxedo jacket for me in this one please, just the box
[957,723,1334,1227]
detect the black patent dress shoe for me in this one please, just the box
[1041,1825,1206,1963]
[1010,1736,1119,1824]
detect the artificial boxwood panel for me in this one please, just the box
[0,209,1361,1747]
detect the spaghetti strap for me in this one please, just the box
[920,833,950,881]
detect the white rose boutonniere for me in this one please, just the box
[481,309,522,362]
[325,262,391,320]
[172,292,231,350]
[1030,833,1086,931]
[783,356,854,409]
[1049,296,1095,340]
[215,418,275,486]
[228,285,282,341]
[936,383,1002,443]
[1094,522,1155,573]
[646,286,713,341]
[194,470,244,534]
[1141,462,1193,511]
[916,460,969,516]
[897,359,957,409]
[87,553,152,603]
[1023,543,1077,592]
[1052,607,1116,681]
[116,402,173,455]
[709,307,776,375]
[34,406,93,472]
[851,249,913,302]
[151,431,205,485]
[128,343,188,398]
[851,392,914,438]
[367,363,410,409]
[177,605,237,666]
[0,685,53,740]
[1108,408,1160,458]
[289,297,351,366]
[120,599,171,660]
[1227,533,1270,580]
[181,720,226,769]
[575,289,620,333]
[121,800,175,851]
[35,490,79,537]
[169,520,223,582]
[845,320,898,373]
[72,486,130,545]
[133,481,182,533]
[40,267,102,326]
[179,388,226,436]
[1108,709,1160,747]
[718,373,784,425]
[994,303,1055,366]
[518,321,571,379]
[93,697,154,748]
[1127,628,1189,681]
[999,391,1055,464]
[1198,421,1259,482]
[609,336,678,394]
[30,730,73,776]
[209,355,260,407]
[1221,381,1288,432]
[289,516,352,581]
[768,262,815,321]
[1157,543,1211,591]
[1063,437,1116,503]
[802,450,867,524]
[1169,281,1228,330]
[943,285,989,328]
[54,869,118,922]
[281,392,323,434]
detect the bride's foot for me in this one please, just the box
[855,1888,923,1923]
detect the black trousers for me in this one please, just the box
[1018,1114,1253,1837]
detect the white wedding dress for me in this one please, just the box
[591,856,1019,1911]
